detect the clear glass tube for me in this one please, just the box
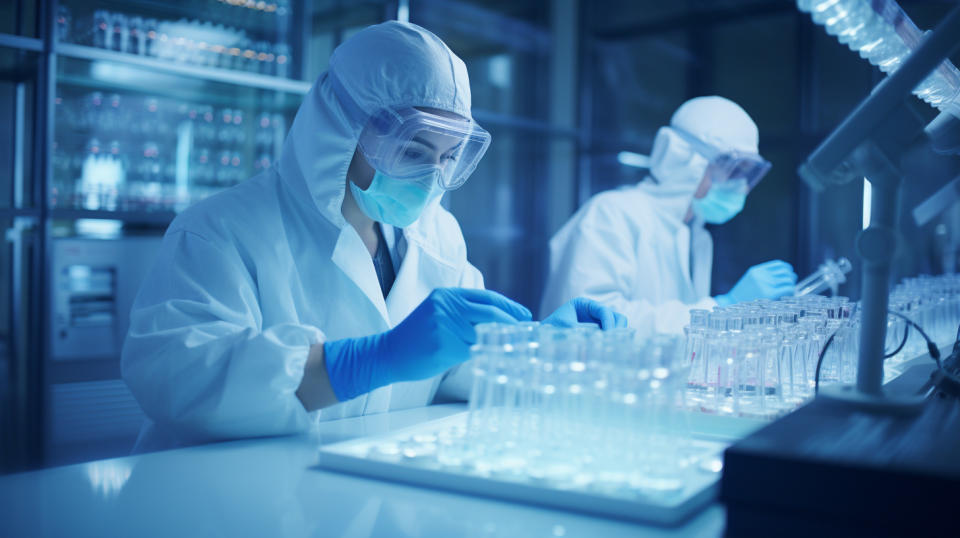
[794,257,853,297]
[797,0,960,117]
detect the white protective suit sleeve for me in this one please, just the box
[547,218,716,336]
[121,227,321,444]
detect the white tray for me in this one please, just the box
[315,411,762,526]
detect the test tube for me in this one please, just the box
[685,309,710,408]
[524,327,580,484]
[794,257,853,297]
[733,331,762,416]
[463,322,500,465]
[630,334,686,493]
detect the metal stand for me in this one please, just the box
[816,138,927,415]
[801,6,960,415]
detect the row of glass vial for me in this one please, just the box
[888,274,960,362]
[685,273,960,419]
[684,296,850,419]
[445,323,693,494]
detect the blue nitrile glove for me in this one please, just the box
[715,260,798,306]
[323,288,532,401]
[542,297,628,330]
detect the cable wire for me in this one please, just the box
[814,310,942,394]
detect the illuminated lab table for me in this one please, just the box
[0,404,728,538]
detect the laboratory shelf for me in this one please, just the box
[0,33,43,52]
[55,43,311,95]
[316,411,752,527]
[0,208,41,219]
[49,208,177,225]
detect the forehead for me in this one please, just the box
[414,106,467,121]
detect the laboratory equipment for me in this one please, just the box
[797,0,960,117]
[46,238,160,464]
[317,323,744,525]
[442,323,702,492]
[685,295,854,419]
[797,0,960,410]
[793,256,853,296]
[683,272,960,419]
[50,237,162,360]
[59,3,294,77]
[722,382,960,537]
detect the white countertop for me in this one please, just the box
[0,404,725,537]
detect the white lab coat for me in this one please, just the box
[122,22,482,451]
[540,179,717,336]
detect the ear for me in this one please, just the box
[346,146,376,189]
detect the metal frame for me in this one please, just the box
[0,34,42,52]
[796,13,817,287]
[35,0,56,471]
[0,0,51,472]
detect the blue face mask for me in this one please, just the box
[691,179,748,224]
[349,169,440,228]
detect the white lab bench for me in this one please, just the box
[0,404,726,537]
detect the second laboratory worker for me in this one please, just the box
[541,96,798,335]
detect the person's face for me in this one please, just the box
[684,169,712,224]
[397,129,464,174]
[348,107,468,189]
[396,107,467,177]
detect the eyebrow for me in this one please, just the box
[444,141,463,155]
[411,136,436,151]
[411,136,463,156]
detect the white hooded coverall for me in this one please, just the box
[122,22,482,451]
[540,96,762,335]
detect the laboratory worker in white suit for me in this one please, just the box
[540,96,797,336]
[121,21,624,452]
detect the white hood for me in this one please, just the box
[638,126,710,223]
[276,21,472,229]
[638,95,760,223]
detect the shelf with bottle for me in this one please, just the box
[55,42,310,95]
[54,1,305,92]
[49,208,177,225]
[51,85,291,215]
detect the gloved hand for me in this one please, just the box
[716,260,797,306]
[543,297,628,330]
[324,288,532,401]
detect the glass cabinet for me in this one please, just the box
[52,56,301,213]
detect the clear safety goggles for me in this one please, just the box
[357,107,492,191]
[672,127,771,189]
